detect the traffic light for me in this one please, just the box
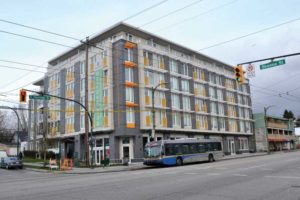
[19,89,27,103]
[234,65,245,84]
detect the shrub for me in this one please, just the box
[23,150,38,158]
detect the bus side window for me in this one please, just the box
[205,143,212,151]
[190,144,197,154]
[198,144,205,153]
[165,144,174,156]
[174,144,182,155]
[181,144,189,154]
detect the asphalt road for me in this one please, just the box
[1,152,300,200]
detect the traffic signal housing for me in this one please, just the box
[234,65,245,84]
[19,89,27,103]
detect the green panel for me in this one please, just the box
[94,69,104,127]
[253,113,266,128]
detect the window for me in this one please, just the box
[218,103,224,116]
[182,96,190,111]
[145,89,152,105]
[171,94,180,109]
[243,96,249,106]
[194,83,206,97]
[181,79,190,93]
[217,89,223,101]
[195,98,206,112]
[209,73,216,84]
[196,115,207,129]
[125,68,133,82]
[238,94,243,104]
[215,75,222,86]
[171,76,179,91]
[211,117,218,130]
[219,118,225,130]
[125,48,133,62]
[244,109,250,119]
[182,64,189,76]
[226,92,235,103]
[172,112,181,127]
[80,78,85,94]
[126,107,135,123]
[157,91,166,107]
[194,68,205,81]
[240,121,245,132]
[126,87,134,102]
[143,51,153,66]
[239,107,244,118]
[210,102,217,114]
[209,87,216,99]
[158,110,167,126]
[239,138,249,150]
[228,105,236,117]
[170,59,179,73]
[228,119,237,132]
[183,113,192,128]
[245,121,251,133]
[80,61,85,74]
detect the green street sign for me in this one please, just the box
[29,95,51,100]
[260,59,285,70]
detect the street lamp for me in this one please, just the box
[151,82,168,142]
[264,105,275,154]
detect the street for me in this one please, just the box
[1,152,300,200]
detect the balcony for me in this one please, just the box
[267,122,288,129]
[124,60,137,68]
[124,41,136,49]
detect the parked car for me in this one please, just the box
[0,157,23,169]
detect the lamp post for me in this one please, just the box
[264,105,275,154]
[151,82,168,142]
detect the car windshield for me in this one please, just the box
[144,145,162,158]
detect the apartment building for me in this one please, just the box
[28,22,255,164]
[254,113,297,152]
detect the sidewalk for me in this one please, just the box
[23,152,270,174]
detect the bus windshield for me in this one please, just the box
[144,145,162,158]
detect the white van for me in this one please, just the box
[0,151,7,160]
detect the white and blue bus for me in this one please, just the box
[144,138,223,166]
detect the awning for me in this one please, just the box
[268,138,288,142]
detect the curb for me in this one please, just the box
[219,153,268,162]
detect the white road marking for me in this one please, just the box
[238,164,266,170]
[261,168,273,171]
[207,173,221,176]
[265,175,300,179]
[232,174,248,177]
[184,172,198,175]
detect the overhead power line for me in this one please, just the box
[139,0,204,28]
[0,59,47,69]
[199,16,300,51]
[0,18,80,41]
[0,64,45,73]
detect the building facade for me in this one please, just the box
[254,113,297,152]
[28,23,255,164]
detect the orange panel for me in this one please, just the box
[124,61,137,68]
[104,96,108,105]
[160,62,165,69]
[125,81,138,87]
[104,116,108,127]
[144,57,149,66]
[124,41,136,49]
[194,88,198,96]
[144,76,149,85]
[195,104,199,112]
[126,122,136,128]
[126,101,138,107]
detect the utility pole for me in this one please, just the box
[84,37,90,167]
[151,82,168,142]
[264,106,274,154]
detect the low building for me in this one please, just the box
[254,113,297,152]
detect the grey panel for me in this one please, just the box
[60,69,66,134]
[74,62,81,132]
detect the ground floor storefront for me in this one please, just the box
[28,131,254,165]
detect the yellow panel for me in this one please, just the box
[90,63,94,72]
[193,71,197,79]
[202,89,206,96]
[104,96,108,105]
[201,72,205,81]
[160,61,165,69]
[204,121,208,129]
[162,117,167,127]
[146,115,151,126]
[161,99,166,107]
[145,95,150,105]
[104,77,108,86]
[194,88,198,96]
[144,76,149,85]
[104,116,108,127]
[102,58,108,67]
[196,121,200,129]
[144,57,149,66]
[195,104,199,112]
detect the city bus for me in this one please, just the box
[144,138,223,166]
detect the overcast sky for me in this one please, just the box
[0,0,300,118]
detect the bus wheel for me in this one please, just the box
[176,157,183,166]
[208,154,214,162]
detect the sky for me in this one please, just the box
[0,0,300,118]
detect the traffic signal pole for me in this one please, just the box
[23,89,94,168]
